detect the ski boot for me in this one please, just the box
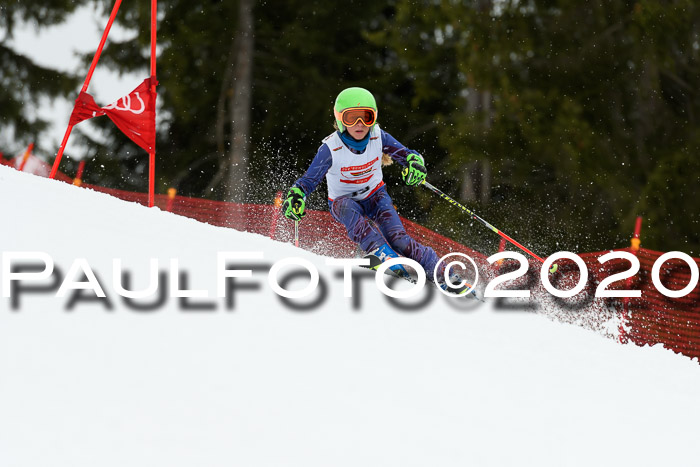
[364,243,411,279]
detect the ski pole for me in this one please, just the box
[294,220,300,248]
[421,180,558,273]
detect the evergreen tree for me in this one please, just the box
[6,0,698,254]
[85,0,403,205]
[377,0,700,254]
[0,0,83,155]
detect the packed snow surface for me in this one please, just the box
[1,166,699,467]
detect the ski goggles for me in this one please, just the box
[335,107,377,127]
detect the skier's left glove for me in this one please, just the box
[282,186,306,221]
[402,153,427,186]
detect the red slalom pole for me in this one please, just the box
[50,126,74,179]
[147,0,158,207]
[82,0,123,94]
[50,0,124,180]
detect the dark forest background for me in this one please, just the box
[2,0,699,256]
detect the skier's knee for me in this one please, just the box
[330,198,351,219]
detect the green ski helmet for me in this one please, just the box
[333,87,378,132]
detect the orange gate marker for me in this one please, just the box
[620,216,643,343]
[73,160,86,186]
[18,143,34,172]
[166,187,177,212]
[268,191,283,239]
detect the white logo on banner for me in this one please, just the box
[104,92,145,114]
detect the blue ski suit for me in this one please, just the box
[292,125,444,278]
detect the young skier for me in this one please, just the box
[281,87,466,294]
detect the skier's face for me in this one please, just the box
[347,121,370,140]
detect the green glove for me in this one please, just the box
[282,186,306,221]
[402,153,427,186]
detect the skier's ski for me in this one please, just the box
[361,253,482,301]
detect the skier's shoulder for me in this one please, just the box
[378,126,400,145]
[321,130,348,156]
[311,141,332,159]
[322,130,340,145]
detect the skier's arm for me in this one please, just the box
[381,129,420,166]
[381,129,427,186]
[292,144,332,196]
[283,145,332,221]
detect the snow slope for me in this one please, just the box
[1,166,699,467]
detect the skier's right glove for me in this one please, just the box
[402,153,427,186]
[282,186,306,221]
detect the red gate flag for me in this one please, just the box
[69,77,158,152]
